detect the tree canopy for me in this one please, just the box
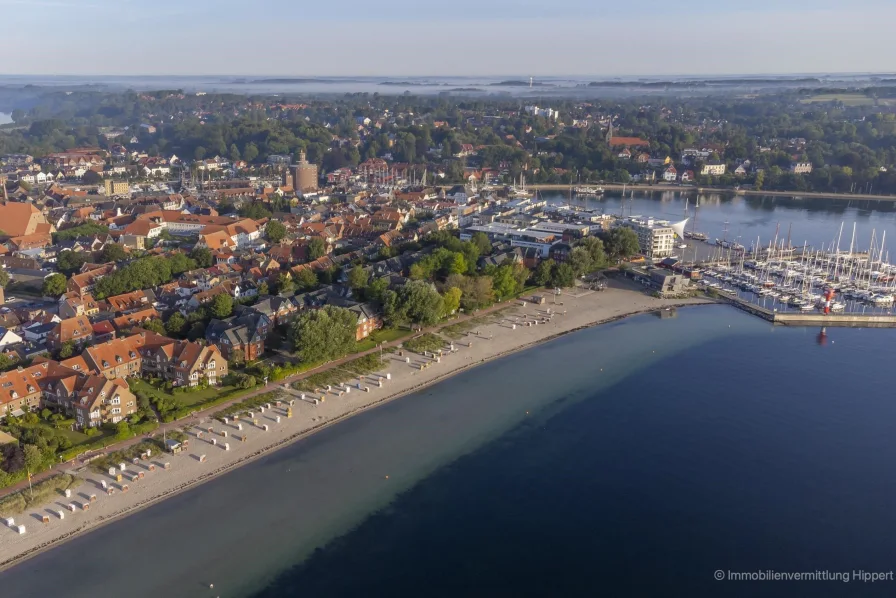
[41,273,67,298]
[289,305,358,363]
[265,220,287,243]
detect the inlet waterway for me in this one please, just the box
[3,305,896,597]
[547,190,896,250]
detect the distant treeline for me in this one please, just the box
[588,78,823,88]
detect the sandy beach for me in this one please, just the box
[0,283,710,570]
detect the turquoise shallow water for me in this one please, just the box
[5,306,895,597]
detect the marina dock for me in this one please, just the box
[719,294,896,327]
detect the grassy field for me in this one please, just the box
[292,353,387,393]
[128,378,237,408]
[402,333,447,353]
[0,474,78,517]
[440,306,519,339]
[354,328,413,353]
[800,94,877,106]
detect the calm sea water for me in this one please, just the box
[4,306,896,597]
[547,191,896,251]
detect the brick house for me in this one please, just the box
[47,316,94,351]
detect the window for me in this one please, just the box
[111,407,121,415]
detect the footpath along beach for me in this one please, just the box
[0,283,710,570]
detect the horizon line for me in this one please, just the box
[2,71,896,80]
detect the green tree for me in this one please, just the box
[568,247,594,277]
[57,250,89,275]
[189,246,214,268]
[533,259,555,286]
[754,170,765,191]
[295,268,318,291]
[576,236,608,270]
[445,274,494,311]
[396,280,445,325]
[276,272,295,295]
[229,143,241,162]
[188,321,206,341]
[166,312,187,336]
[257,281,270,296]
[266,220,287,243]
[289,305,358,363]
[142,319,166,334]
[101,243,127,263]
[239,203,273,219]
[307,237,326,260]
[23,444,42,472]
[0,352,16,372]
[470,232,492,256]
[114,421,131,440]
[603,228,641,260]
[348,266,369,292]
[58,341,75,359]
[42,273,67,297]
[210,293,234,318]
[489,263,529,299]
[229,348,246,368]
[82,170,102,185]
[442,286,462,316]
[550,263,576,288]
[243,142,259,163]
[367,277,389,303]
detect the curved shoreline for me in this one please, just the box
[0,300,711,573]
[522,183,896,202]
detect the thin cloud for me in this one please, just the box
[0,0,104,7]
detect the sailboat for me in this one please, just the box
[511,174,532,198]
[683,196,708,241]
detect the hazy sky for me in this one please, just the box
[3,0,895,76]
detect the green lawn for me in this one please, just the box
[51,424,93,445]
[354,328,413,353]
[800,94,876,106]
[402,333,448,353]
[128,378,239,408]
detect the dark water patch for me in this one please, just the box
[252,323,896,598]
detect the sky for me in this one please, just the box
[2,0,895,76]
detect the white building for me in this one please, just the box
[618,216,677,259]
[663,166,678,182]
[0,327,23,349]
[790,162,813,175]
[524,105,560,120]
[701,163,727,176]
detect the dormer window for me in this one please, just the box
[129,351,136,358]
[10,391,18,399]
[116,356,122,363]
[102,361,109,368]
